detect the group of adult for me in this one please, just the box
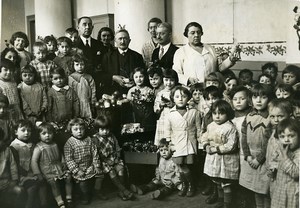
[76,16,238,96]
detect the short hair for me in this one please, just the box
[211,100,235,120]
[221,69,236,80]
[225,76,238,86]
[1,48,20,66]
[20,64,38,79]
[282,65,300,81]
[170,85,191,102]
[97,27,115,41]
[268,98,293,116]
[72,53,87,63]
[184,22,203,37]
[163,69,179,85]
[275,84,294,96]
[14,119,33,133]
[36,122,55,135]
[0,93,9,106]
[57,36,72,47]
[49,67,66,79]
[258,73,275,85]
[262,62,278,74]
[203,86,223,100]
[0,59,15,72]
[158,138,170,148]
[239,69,253,78]
[190,83,204,93]
[78,16,92,25]
[205,72,224,83]
[43,35,57,50]
[94,114,112,129]
[157,22,172,33]
[251,83,274,100]
[147,65,163,78]
[229,85,251,100]
[148,17,162,29]
[67,118,87,132]
[10,31,30,48]
[115,29,130,39]
[33,41,47,52]
[277,118,300,140]
[65,27,78,36]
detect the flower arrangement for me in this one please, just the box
[95,91,127,109]
[131,88,155,104]
[123,139,158,153]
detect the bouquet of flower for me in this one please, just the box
[131,88,155,105]
[95,91,127,109]
[123,140,158,153]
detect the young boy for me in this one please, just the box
[65,28,79,44]
[261,62,278,85]
[30,41,58,88]
[147,65,164,96]
[43,35,57,60]
[53,37,73,76]
[188,83,204,111]
[238,69,256,89]
[130,138,181,199]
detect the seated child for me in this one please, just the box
[0,127,23,208]
[147,65,164,96]
[130,138,181,200]
[93,114,134,201]
[31,122,73,208]
[10,120,39,208]
[64,118,101,205]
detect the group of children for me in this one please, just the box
[0,29,299,208]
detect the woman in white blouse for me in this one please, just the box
[173,22,236,86]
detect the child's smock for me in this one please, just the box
[202,121,239,180]
[165,107,201,158]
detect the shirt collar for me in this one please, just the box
[52,85,70,91]
[159,42,171,52]
[80,36,91,46]
[118,48,129,54]
[249,109,269,118]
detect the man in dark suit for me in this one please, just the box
[151,22,178,70]
[76,16,104,98]
[101,29,145,94]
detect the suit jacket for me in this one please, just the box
[151,43,178,69]
[101,48,145,93]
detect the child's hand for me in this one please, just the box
[279,144,289,159]
[249,158,260,169]
[267,169,277,181]
[205,145,212,154]
[209,146,217,154]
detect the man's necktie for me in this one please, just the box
[159,47,164,60]
[86,39,90,47]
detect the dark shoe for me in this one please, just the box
[214,199,224,208]
[206,192,218,204]
[122,189,135,200]
[201,184,213,195]
[66,201,74,208]
[151,190,161,199]
[118,191,129,201]
[186,182,195,197]
[178,182,188,197]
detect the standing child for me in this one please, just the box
[261,62,278,85]
[93,114,134,201]
[53,37,73,76]
[0,59,24,121]
[1,47,21,83]
[292,98,300,121]
[127,67,156,132]
[165,86,201,197]
[31,122,73,208]
[240,83,274,208]
[147,65,164,96]
[0,94,13,143]
[239,69,256,89]
[68,53,96,118]
[274,84,294,99]
[188,83,204,111]
[18,65,47,124]
[223,76,238,105]
[43,35,58,60]
[30,41,58,88]
[130,138,182,200]
[64,118,101,205]
[265,99,293,198]
[281,65,300,90]
[10,120,38,208]
[154,69,178,145]
[202,100,239,208]
[271,118,299,208]
[9,31,32,68]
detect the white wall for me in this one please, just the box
[73,0,114,19]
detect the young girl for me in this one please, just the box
[165,86,201,197]
[274,83,294,99]
[240,83,274,208]
[147,65,164,96]
[271,118,299,208]
[64,118,101,205]
[31,122,73,208]
[0,59,24,121]
[1,47,21,83]
[223,76,238,105]
[18,65,47,124]
[202,100,239,208]
[10,120,38,208]
[43,35,57,60]
[258,73,274,86]
[93,114,134,201]
[204,72,225,90]
[281,65,300,90]
[47,67,79,122]
[53,37,73,76]
[68,53,96,118]
[9,31,32,68]
[30,41,58,88]
[127,67,156,132]
[188,83,204,111]
[265,99,293,198]
[154,69,179,145]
